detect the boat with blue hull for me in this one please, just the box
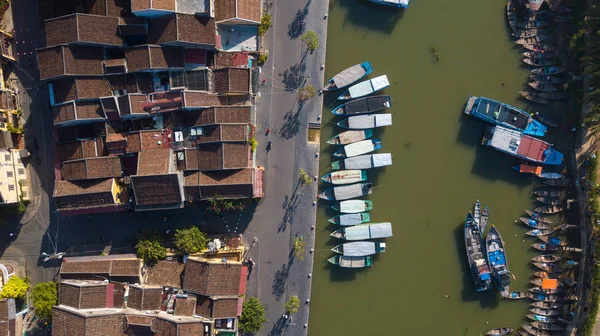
[464,96,547,136]
[486,225,511,296]
[332,96,392,116]
[465,213,493,291]
[481,126,564,165]
[369,0,409,8]
[323,62,373,91]
[338,75,390,100]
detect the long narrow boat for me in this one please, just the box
[505,291,528,299]
[536,197,561,205]
[514,29,540,38]
[464,213,493,291]
[333,139,382,158]
[507,0,517,32]
[327,255,373,268]
[517,20,551,29]
[331,241,386,256]
[531,243,558,252]
[534,205,563,214]
[330,223,393,240]
[538,236,566,246]
[480,206,489,233]
[529,307,560,316]
[331,153,393,170]
[526,228,554,236]
[331,200,373,213]
[532,262,562,272]
[486,327,513,335]
[543,178,571,186]
[332,95,392,116]
[514,165,562,179]
[531,66,565,75]
[523,43,556,52]
[526,314,558,323]
[481,126,564,165]
[520,217,551,229]
[531,301,561,309]
[327,130,374,145]
[521,91,549,104]
[529,74,564,84]
[318,182,373,201]
[531,254,561,263]
[516,35,549,45]
[337,75,390,100]
[524,51,556,59]
[337,113,392,129]
[530,321,566,331]
[533,190,565,197]
[464,96,547,136]
[321,170,367,185]
[524,58,555,67]
[323,62,373,91]
[540,172,562,179]
[328,213,371,226]
[487,225,511,296]
[527,292,564,302]
[473,199,481,225]
[529,286,563,295]
[526,210,553,223]
[528,81,557,92]
[537,91,569,100]
[522,324,552,336]
[534,114,559,128]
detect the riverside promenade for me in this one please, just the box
[243,0,329,335]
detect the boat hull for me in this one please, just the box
[323,61,373,91]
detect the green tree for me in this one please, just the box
[293,236,305,261]
[136,230,166,263]
[239,297,268,333]
[174,227,208,254]
[0,276,28,299]
[257,51,268,65]
[258,12,272,36]
[249,138,258,152]
[301,30,319,51]
[32,282,57,320]
[298,85,317,101]
[285,296,300,314]
[299,168,311,186]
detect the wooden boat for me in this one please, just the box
[331,153,392,170]
[526,210,553,223]
[338,75,390,100]
[535,205,562,214]
[538,236,566,246]
[507,0,517,33]
[528,81,557,92]
[473,199,481,225]
[337,114,392,129]
[531,301,561,309]
[532,262,562,272]
[517,20,551,29]
[464,96,547,136]
[514,329,530,336]
[514,29,540,38]
[536,197,561,205]
[536,91,568,100]
[505,291,528,299]
[465,212,493,292]
[333,139,382,158]
[323,62,373,91]
[523,58,555,67]
[531,66,565,75]
[533,189,566,197]
[523,43,556,52]
[332,200,373,213]
[526,228,554,236]
[482,126,564,165]
[531,254,561,263]
[543,178,571,186]
[322,170,367,185]
[529,307,560,316]
[486,327,513,335]
[318,182,373,201]
[520,91,549,104]
[527,292,564,302]
[522,324,552,336]
[480,206,489,233]
[526,314,558,323]
[540,172,562,179]
[328,213,371,226]
[524,51,556,59]
[327,255,373,268]
[555,6,573,13]
[487,225,511,296]
[516,35,549,45]
[532,242,558,252]
[513,164,548,177]
[533,271,560,278]
[529,286,563,295]
[330,223,393,240]
[530,321,566,331]
[331,241,386,256]
[327,129,374,145]
[332,95,392,116]
[529,74,564,84]
[520,217,551,229]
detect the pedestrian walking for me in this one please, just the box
[262,78,266,85]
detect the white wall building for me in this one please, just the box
[0,149,28,204]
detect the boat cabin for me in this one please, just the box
[482,126,562,165]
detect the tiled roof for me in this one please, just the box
[53,179,117,210]
[38,0,134,22]
[136,148,171,176]
[200,169,252,185]
[60,258,141,277]
[127,286,162,311]
[183,91,227,108]
[215,0,236,21]
[61,157,122,180]
[55,142,83,162]
[174,297,196,316]
[237,0,261,22]
[212,298,239,318]
[37,45,105,80]
[182,259,242,296]
[59,282,108,309]
[110,259,141,276]
[45,14,122,47]
[124,45,184,72]
[53,101,105,124]
[184,106,251,127]
[147,14,216,46]
[185,143,249,171]
[130,173,183,206]
[145,260,184,288]
[118,94,148,116]
[51,78,112,104]
[212,67,250,93]
[52,306,125,336]
[52,307,86,336]
[200,185,253,199]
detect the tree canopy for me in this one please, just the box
[301,30,319,51]
[285,296,300,314]
[136,230,166,263]
[174,227,208,254]
[0,276,28,299]
[239,297,268,333]
[32,282,57,320]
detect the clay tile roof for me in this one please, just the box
[237,0,261,22]
[53,179,117,210]
[215,0,235,21]
[126,132,142,153]
[81,138,102,158]
[55,142,83,163]
[61,160,87,180]
[174,297,196,316]
[212,68,250,93]
[200,185,253,199]
[127,286,162,311]
[183,91,226,108]
[60,260,112,274]
[182,259,242,296]
[84,314,125,336]
[53,100,105,124]
[45,14,122,47]
[220,124,247,141]
[61,157,121,180]
[59,282,108,309]
[223,143,249,169]
[130,173,183,206]
[195,144,222,170]
[136,148,171,176]
[110,259,141,276]
[212,298,239,318]
[177,320,205,335]
[199,169,252,185]
[146,260,185,288]
[125,46,185,72]
[37,45,105,80]
[194,296,212,318]
[151,318,177,336]
[52,78,112,104]
[184,171,200,186]
[52,307,85,336]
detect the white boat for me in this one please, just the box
[331,200,373,213]
[331,153,392,170]
[333,139,382,158]
[331,241,386,256]
[318,182,373,201]
[337,114,392,129]
[337,75,390,100]
[327,130,374,145]
[321,170,367,185]
[330,223,393,240]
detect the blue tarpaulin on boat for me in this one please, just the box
[481,273,491,280]
[489,250,506,266]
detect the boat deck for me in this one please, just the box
[474,98,529,130]
[332,64,368,88]
[487,126,549,162]
[345,96,390,115]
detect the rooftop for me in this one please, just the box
[44,13,122,47]
[136,148,172,175]
[212,67,251,93]
[51,78,112,105]
[37,45,105,80]
[130,173,184,207]
[147,13,216,47]
[145,260,184,288]
[61,157,122,180]
[215,0,261,23]
[182,259,243,296]
[59,281,108,310]
[184,106,251,127]
[53,101,106,125]
[124,45,185,72]
[55,138,104,163]
[184,143,249,171]
[53,179,119,211]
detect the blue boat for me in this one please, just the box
[464,96,547,137]
[369,0,409,8]
[464,213,493,292]
[486,225,511,296]
[338,75,390,100]
[323,62,373,91]
[481,126,564,166]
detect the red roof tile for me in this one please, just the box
[130,173,183,206]
[182,259,242,296]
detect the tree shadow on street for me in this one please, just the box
[272,263,291,301]
[278,182,302,232]
[268,315,292,336]
[287,0,312,39]
[280,63,307,92]
[278,108,301,140]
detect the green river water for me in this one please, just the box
[310,1,572,335]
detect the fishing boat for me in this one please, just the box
[532,254,561,263]
[369,0,410,8]
[534,205,563,214]
[526,228,554,236]
[332,95,392,116]
[331,153,393,170]
[527,292,563,302]
[564,259,579,267]
[333,139,382,158]
[532,242,558,252]
[538,236,566,246]
[487,225,511,296]
[520,217,551,229]
[480,206,490,233]
[516,35,550,45]
[532,262,562,272]
[531,66,565,75]
[337,113,392,129]
[530,321,566,331]
[507,0,517,32]
[464,213,493,291]
[522,324,552,336]
[524,58,555,67]
[531,301,561,309]
[486,327,513,335]
[318,182,373,201]
[328,213,371,226]
[533,271,560,279]
[543,178,571,186]
[481,126,564,165]
[331,241,386,256]
[529,286,563,295]
[337,75,390,100]
[540,172,562,179]
[533,114,559,128]
[517,20,551,29]
[536,197,561,205]
[330,222,393,240]
[514,29,540,38]
[463,96,547,136]
[529,307,560,316]
[523,43,556,52]
[526,210,553,223]
[514,329,530,336]
[327,130,374,145]
[473,199,481,225]
[526,314,558,323]
[331,200,373,213]
[323,62,373,91]
[534,190,565,197]
[524,51,556,59]
[528,81,557,92]
[529,74,564,84]
[321,170,368,185]
[514,164,560,178]
[505,291,528,299]
[520,91,549,104]
[536,91,569,100]
[327,255,373,268]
